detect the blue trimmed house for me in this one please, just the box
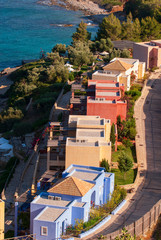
[30,165,114,240]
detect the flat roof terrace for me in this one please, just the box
[37,207,66,222]
[92,70,119,77]
[69,115,100,123]
[76,129,105,139]
[96,83,120,88]
[67,165,104,174]
[78,119,103,125]
[66,138,110,147]
[71,170,99,181]
[134,42,160,47]
[96,91,120,97]
[87,97,126,104]
[35,196,71,207]
[69,115,110,127]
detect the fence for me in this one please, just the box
[31,153,40,195]
[4,234,36,240]
[101,199,161,239]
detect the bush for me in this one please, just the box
[64,84,71,94]
[13,122,33,136]
[32,117,49,131]
[33,96,56,112]
[69,72,75,81]
[66,186,126,237]
[129,127,136,140]
[122,139,133,148]
[100,159,110,172]
[115,228,135,240]
[118,152,133,179]
[117,145,126,151]
[0,107,24,133]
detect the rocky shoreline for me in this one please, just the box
[38,0,109,23]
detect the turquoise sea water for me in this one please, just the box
[0,0,98,70]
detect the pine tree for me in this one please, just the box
[141,16,161,41]
[122,12,135,40]
[133,18,141,41]
[72,21,91,43]
[97,14,122,40]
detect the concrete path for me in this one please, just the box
[53,91,71,122]
[85,72,161,239]
[4,161,26,207]
[18,153,38,197]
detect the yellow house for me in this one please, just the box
[66,115,111,169]
[0,199,5,240]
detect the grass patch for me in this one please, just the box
[111,168,137,185]
[112,145,137,163]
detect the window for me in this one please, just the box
[41,226,48,236]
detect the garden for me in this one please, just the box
[64,186,126,237]
[110,84,142,185]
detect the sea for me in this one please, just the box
[0,0,98,71]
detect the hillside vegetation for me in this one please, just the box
[0,55,69,136]
[92,0,124,9]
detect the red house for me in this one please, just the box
[87,80,127,124]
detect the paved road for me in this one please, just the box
[85,72,161,239]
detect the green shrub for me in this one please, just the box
[13,122,33,136]
[100,159,110,172]
[32,117,49,131]
[122,139,133,148]
[33,96,56,112]
[118,152,133,179]
[66,186,126,237]
[117,145,126,151]
[115,228,135,240]
[69,72,75,81]
[64,84,71,94]
[0,107,24,133]
[129,127,136,140]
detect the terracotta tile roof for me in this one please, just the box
[48,176,94,197]
[103,59,133,71]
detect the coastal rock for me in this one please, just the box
[50,23,73,27]
[64,24,73,27]
[48,0,108,16]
